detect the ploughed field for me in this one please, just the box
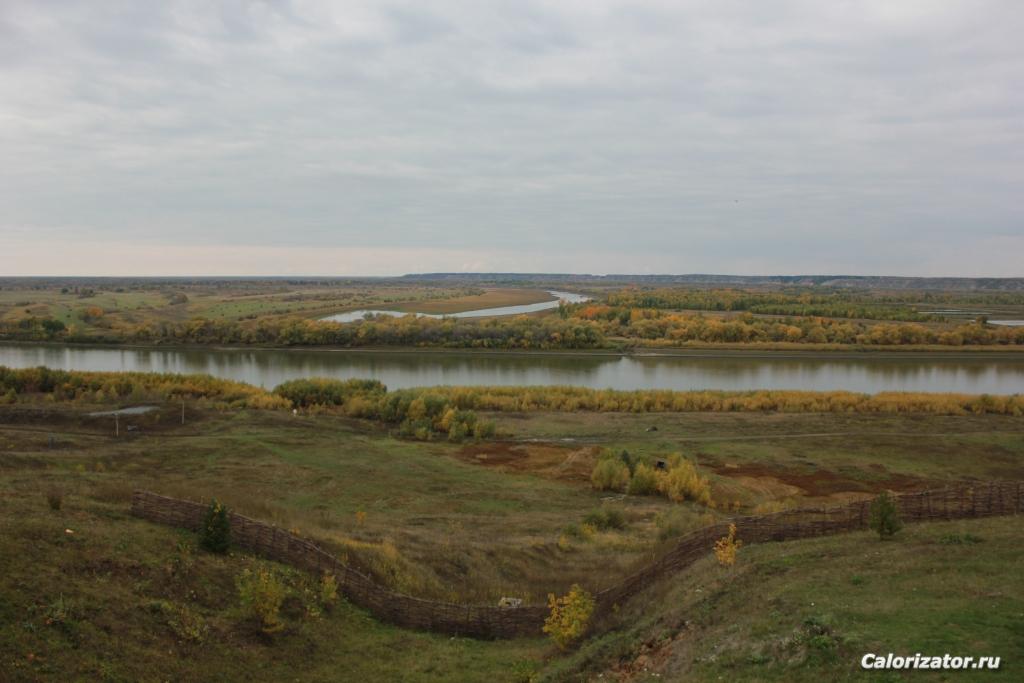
[1,401,1022,681]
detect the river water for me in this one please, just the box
[1,343,1022,394]
[320,290,590,323]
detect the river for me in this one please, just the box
[320,290,590,323]
[1,343,1023,394]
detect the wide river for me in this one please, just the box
[320,290,590,323]
[2,343,1023,394]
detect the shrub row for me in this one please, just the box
[0,365,290,409]
[5,367,1021,419]
[591,452,712,506]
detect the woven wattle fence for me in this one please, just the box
[130,490,546,638]
[132,481,1022,639]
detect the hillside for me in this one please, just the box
[542,516,1023,682]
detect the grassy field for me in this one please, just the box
[1,400,1021,681]
[488,411,1024,508]
[0,280,488,329]
[0,282,554,328]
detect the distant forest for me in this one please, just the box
[4,273,1024,291]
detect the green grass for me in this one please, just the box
[1,402,1021,681]
[0,488,545,682]
[490,411,1024,507]
[543,516,1024,681]
[0,407,668,603]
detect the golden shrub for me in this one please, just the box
[543,584,595,649]
[656,458,712,506]
[591,458,630,492]
[627,463,658,495]
[713,523,743,567]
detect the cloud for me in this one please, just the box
[1,1,1021,275]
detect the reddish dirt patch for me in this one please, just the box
[454,441,602,484]
[710,461,931,498]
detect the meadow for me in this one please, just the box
[1,368,1022,680]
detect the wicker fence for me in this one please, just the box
[132,480,1022,639]
[131,490,547,638]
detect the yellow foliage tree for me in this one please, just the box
[713,523,743,566]
[543,584,595,649]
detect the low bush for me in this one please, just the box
[627,463,658,495]
[656,458,712,506]
[199,499,230,554]
[713,523,743,566]
[654,508,696,541]
[868,491,902,540]
[149,600,208,644]
[319,573,339,609]
[543,584,595,650]
[582,507,627,531]
[236,567,287,634]
[591,458,630,492]
[274,377,387,407]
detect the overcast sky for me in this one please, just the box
[1,1,1022,276]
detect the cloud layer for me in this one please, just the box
[1,1,1021,276]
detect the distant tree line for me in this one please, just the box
[565,305,1024,346]
[2,305,1023,350]
[602,287,1024,320]
[1,314,608,349]
[0,365,288,409]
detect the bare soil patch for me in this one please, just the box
[710,460,932,500]
[454,441,602,484]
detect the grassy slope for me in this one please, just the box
[0,408,675,603]
[543,516,1024,682]
[0,487,545,682]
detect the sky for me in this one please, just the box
[1,1,1022,277]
